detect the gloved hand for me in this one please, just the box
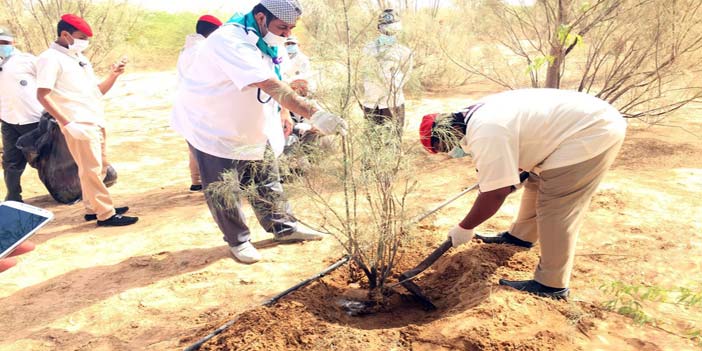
[448,224,474,246]
[63,122,92,141]
[310,110,348,136]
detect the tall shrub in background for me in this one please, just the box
[0,0,141,69]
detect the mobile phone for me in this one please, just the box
[0,201,53,259]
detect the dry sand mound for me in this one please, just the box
[190,242,589,351]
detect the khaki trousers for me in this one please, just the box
[188,146,201,186]
[62,124,116,221]
[510,140,624,288]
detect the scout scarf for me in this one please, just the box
[228,12,283,80]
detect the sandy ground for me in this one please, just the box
[0,71,700,350]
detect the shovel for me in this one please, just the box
[394,172,530,310]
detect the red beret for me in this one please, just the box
[419,113,438,153]
[61,14,93,37]
[198,15,223,27]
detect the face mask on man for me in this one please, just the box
[379,22,402,36]
[262,20,287,47]
[64,33,90,53]
[286,44,299,55]
[0,44,14,59]
[448,146,471,159]
[377,34,397,47]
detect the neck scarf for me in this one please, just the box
[228,12,282,80]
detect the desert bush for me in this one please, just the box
[0,0,141,69]
[601,281,702,347]
[446,0,702,121]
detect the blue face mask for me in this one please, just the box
[286,44,298,55]
[377,34,397,47]
[448,146,470,159]
[0,45,14,59]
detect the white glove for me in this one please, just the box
[310,110,348,136]
[63,122,92,141]
[448,225,475,246]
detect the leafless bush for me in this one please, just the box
[446,0,702,122]
[0,0,140,69]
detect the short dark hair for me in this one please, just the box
[252,4,278,23]
[196,21,219,38]
[57,20,78,38]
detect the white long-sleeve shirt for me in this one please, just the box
[176,34,206,81]
[362,38,413,109]
[281,51,316,91]
[0,51,43,125]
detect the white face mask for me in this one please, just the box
[380,22,402,36]
[69,38,90,53]
[262,20,287,47]
[263,30,286,47]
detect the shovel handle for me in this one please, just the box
[399,239,453,281]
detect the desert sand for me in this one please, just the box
[0,72,700,350]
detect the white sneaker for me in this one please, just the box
[230,241,262,264]
[274,223,326,242]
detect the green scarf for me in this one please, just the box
[228,12,282,80]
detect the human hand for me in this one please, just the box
[290,79,309,96]
[111,56,128,76]
[448,225,474,246]
[281,111,294,137]
[310,110,348,136]
[0,241,35,273]
[64,122,92,141]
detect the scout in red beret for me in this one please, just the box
[196,15,222,38]
[59,14,93,37]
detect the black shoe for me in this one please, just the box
[499,279,570,300]
[190,184,203,191]
[475,231,533,248]
[85,207,129,221]
[97,214,139,227]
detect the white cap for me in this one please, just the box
[0,26,14,42]
[259,0,303,25]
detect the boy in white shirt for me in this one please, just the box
[175,14,222,192]
[0,27,42,202]
[36,14,137,227]
[420,89,627,299]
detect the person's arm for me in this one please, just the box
[36,88,71,126]
[97,58,127,95]
[252,79,318,118]
[459,186,512,230]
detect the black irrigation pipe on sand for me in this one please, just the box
[184,255,351,351]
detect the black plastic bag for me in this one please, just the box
[16,113,117,204]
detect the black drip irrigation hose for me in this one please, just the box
[183,255,351,351]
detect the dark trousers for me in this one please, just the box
[190,144,296,247]
[362,104,406,143]
[1,120,39,202]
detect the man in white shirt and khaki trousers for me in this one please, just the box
[0,27,43,202]
[419,89,627,299]
[36,14,137,227]
[172,0,346,264]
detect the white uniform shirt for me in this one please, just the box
[176,34,205,81]
[36,43,104,126]
[171,24,283,161]
[0,51,43,125]
[462,89,627,192]
[281,51,316,91]
[362,38,413,109]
